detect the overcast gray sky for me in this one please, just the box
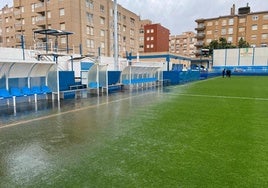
[1,0,268,35]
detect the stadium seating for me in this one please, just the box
[10,87,24,97]
[41,85,52,94]
[0,88,12,99]
[22,87,34,96]
[31,86,44,95]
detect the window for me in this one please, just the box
[206,39,212,43]
[130,18,135,27]
[47,11,51,19]
[86,0,93,9]
[151,29,154,33]
[239,27,245,32]
[130,29,134,36]
[109,8,113,17]
[262,24,268,30]
[146,44,150,49]
[228,36,233,42]
[151,36,154,40]
[61,37,66,44]
[252,15,258,21]
[221,28,226,35]
[207,30,212,35]
[100,42,105,49]
[118,12,121,21]
[221,20,227,26]
[130,39,134,46]
[100,30,105,37]
[86,26,94,35]
[229,18,234,25]
[59,8,65,16]
[252,25,258,31]
[146,29,150,33]
[262,34,268,39]
[100,17,105,25]
[31,4,35,12]
[86,39,94,48]
[31,16,35,24]
[21,6,24,13]
[251,35,257,40]
[146,37,150,41]
[123,25,126,32]
[5,17,8,23]
[228,28,233,34]
[150,44,154,48]
[207,22,213,26]
[264,14,268,20]
[86,12,93,24]
[60,23,65,30]
[100,5,104,13]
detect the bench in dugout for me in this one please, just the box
[0,86,52,106]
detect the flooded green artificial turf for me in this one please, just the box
[1,76,268,187]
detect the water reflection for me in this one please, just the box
[0,87,168,186]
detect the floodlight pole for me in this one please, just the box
[114,0,119,71]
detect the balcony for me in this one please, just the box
[14,22,25,32]
[15,34,23,43]
[196,33,205,39]
[194,42,204,47]
[35,2,45,13]
[195,25,206,31]
[35,16,46,26]
[14,10,22,19]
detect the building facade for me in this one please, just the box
[144,23,170,53]
[0,0,142,57]
[0,5,15,47]
[138,19,152,53]
[195,4,268,55]
[169,31,197,57]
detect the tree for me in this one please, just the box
[203,37,238,56]
[238,38,250,48]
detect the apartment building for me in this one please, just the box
[138,19,152,53]
[144,23,170,53]
[169,31,196,57]
[0,0,141,57]
[0,5,15,47]
[195,4,268,55]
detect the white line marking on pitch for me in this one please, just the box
[167,93,268,101]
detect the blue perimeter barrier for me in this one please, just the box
[163,70,200,85]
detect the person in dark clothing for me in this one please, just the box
[226,69,231,77]
[222,69,226,78]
